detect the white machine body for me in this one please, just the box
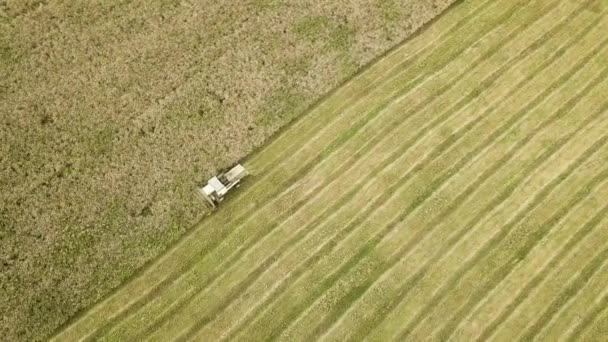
[199,164,248,209]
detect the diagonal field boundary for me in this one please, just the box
[51,1,608,341]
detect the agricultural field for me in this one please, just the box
[0,0,455,341]
[50,0,608,341]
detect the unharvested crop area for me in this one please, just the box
[0,0,455,340]
[51,0,608,341]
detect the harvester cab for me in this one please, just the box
[199,164,248,209]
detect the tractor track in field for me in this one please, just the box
[361,23,608,338]
[419,45,608,340]
[249,12,608,341]
[133,3,551,339]
[70,3,499,338]
[97,1,528,340]
[519,247,608,341]
[93,2,510,339]
[395,126,608,340]
[388,137,608,341]
[284,4,603,339]
[449,183,608,341]
[437,168,608,341]
[466,185,608,341]
[327,58,608,342]
[564,285,608,341]
[179,8,574,339]
[52,1,608,341]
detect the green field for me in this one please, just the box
[53,0,608,340]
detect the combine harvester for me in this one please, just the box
[199,164,248,209]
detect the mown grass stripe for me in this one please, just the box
[117,0,518,317]
[407,76,608,342]
[229,0,504,207]
[323,101,602,342]
[394,96,608,342]
[224,44,592,342]
[180,0,523,258]
[107,4,529,340]
[518,245,608,341]
[395,136,608,341]
[181,91,486,341]
[563,284,608,342]
[300,17,608,342]
[121,2,540,340]
[237,118,485,341]
[58,2,502,340]
[82,9,492,339]
[51,2,608,342]
[247,0,498,174]
[191,0,521,230]
[436,153,608,341]
[537,261,608,342]
[474,200,608,342]
[207,9,596,342]
[308,64,604,342]
[429,50,608,338]
[356,47,608,342]
[577,308,608,342]
[192,76,519,341]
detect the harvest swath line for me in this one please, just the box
[130,4,553,340]
[56,2,502,339]
[519,245,608,341]
[429,51,608,339]
[209,22,604,342]
[394,102,608,341]
[246,0,497,175]
[209,4,604,340]
[301,4,601,340]
[471,176,608,342]
[178,0,519,265]
[357,49,608,342]
[519,219,608,342]
[402,50,606,337]
[394,139,608,341]
[106,3,526,340]
[200,3,600,342]
[50,1,608,341]
[226,0,499,204]
[176,77,508,340]
[199,106,493,341]
[108,3,532,342]
[580,308,608,341]
[436,167,608,342]
[294,18,608,342]
[522,222,608,342]
[563,280,608,342]
[458,195,608,340]
[321,99,605,342]
[292,56,599,342]
[186,8,584,340]
[500,180,608,341]
[109,0,508,324]
[437,157,608,341]
[71,2,497,339]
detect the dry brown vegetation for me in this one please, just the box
[0,0,454,340]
